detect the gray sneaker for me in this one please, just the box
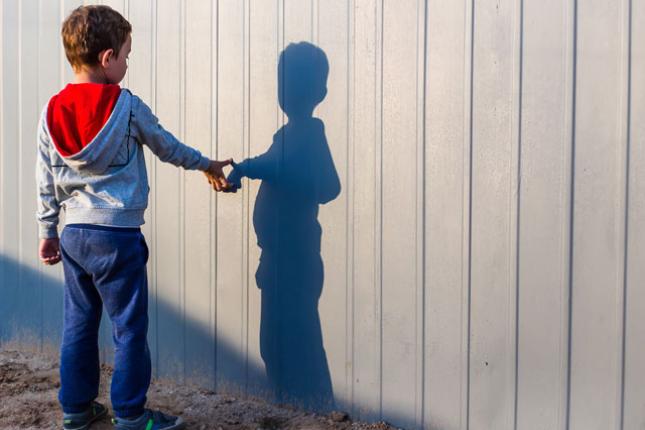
[62,401,108,430]
[111,409,185,430]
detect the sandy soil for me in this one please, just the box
[0,348,396,430]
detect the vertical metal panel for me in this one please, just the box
[18,0,42,346]
[515,0,573,429]
[1,0,20,339]
[424,0,469,427]
[2,2,645,429]
[216,0,246,392]
[569,0,627,428]
[38,0,65,347]
[380,0,420,427]
[0,0,5,341]
[415,2,426,427]
[184,0,215,384]
[351,0,381,421]
[317,0,351,408]
[623,1,645,429]
[240,0,251,394]
[154,0,184,379]
[247,0,279,396]
[469,0,519,427]
[284,0,312,44]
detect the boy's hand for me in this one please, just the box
[39,238,61,265]
[204,158,233,191]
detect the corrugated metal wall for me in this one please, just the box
[1,0,644,429]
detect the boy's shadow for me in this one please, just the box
[229,42,340,410]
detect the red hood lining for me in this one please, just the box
[46,83,122,157]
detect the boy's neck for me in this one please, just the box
[73,67,111,85]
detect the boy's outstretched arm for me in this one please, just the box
[131,95,232,190]
[36,115,61,265]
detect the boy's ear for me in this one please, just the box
[98,49,114,68]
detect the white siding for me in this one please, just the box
[1,1,644,429]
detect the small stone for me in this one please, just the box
[329,411,349,422]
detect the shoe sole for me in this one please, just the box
[63,407,108,430]
[113,415,186,430]
[166,416,186,430]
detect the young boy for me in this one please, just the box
[36,6,230,430]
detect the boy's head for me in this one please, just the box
[62,5,132,84]
[278,42,329,118]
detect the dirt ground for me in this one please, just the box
[0,348,396,430]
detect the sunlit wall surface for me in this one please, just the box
[1,1,644,429]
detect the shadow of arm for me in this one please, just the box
[316,129,341,204]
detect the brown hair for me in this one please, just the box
[61,5,131,71]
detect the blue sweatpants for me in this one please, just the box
[58,224,151,418]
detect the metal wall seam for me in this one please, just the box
[560,0,576,428]
[36,0,43,352]
[617,0,633,428]
[14,0,24,342]
[35,0,44,352]
[210,0,219,392]
[564,0,578,425]
[623,2,645,427]
[511,0,524,427]
[19,0,43,352]
[0,0,4,341]
[17,0,22,317]
[344,0,354,411]
[180,0,187,384]
[376,0,384,420]
[278,0,284,131]
[463,0,475,427]
[242,0,251,393]
[312,0,318,42]
[415,0,427,427]
[3,0,19,344]
[151,0,159,378]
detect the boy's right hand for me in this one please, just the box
[39,238,61,265]
[204,158,234,191]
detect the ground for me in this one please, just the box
[0,348,396,430]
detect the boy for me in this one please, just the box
[36,5,230,430]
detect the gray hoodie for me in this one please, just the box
[36,86,210,239]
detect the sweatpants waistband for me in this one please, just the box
[64,223,141,233]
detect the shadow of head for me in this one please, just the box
[278,42,329,120]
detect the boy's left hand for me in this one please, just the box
[39,238,61,265]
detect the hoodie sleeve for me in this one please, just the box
[130,95,211,171]
[36,111,61,239]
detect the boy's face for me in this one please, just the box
[103,34,131,84]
